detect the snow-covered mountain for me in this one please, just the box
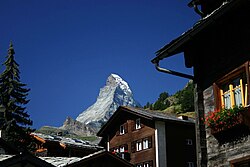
[60,73,140,135]
[75,73,140,129]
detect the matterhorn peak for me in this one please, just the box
[75,73,140,132]
[106,73,132,94]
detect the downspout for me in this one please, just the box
[154,60,194,80]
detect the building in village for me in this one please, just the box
[30,132,103,157]
[97,106,197,167]
[151,0,250,166]
[0,133,54,167]
[0,133,134,167]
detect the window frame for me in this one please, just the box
[136,118,141,129]
[213,61,250,110]
[187,162,194,167]
[136,140,142,151]
[143,138,149,149]
[230,155,250,167]
[120,124,125,135]
[186,139,193,145]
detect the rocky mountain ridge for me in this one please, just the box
[37,74,141,137]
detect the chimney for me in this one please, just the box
[178,115,189,120]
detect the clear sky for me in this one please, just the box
[0,0,199,129]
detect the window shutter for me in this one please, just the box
[148,136,152,148]
[124,144,128,150]
[141,120,145,128]
[125,122,128,133]
[131,141,136,153]
[131,120,135,131]
[116,130,119,136]
[149,160,153,167]
[213,83,221,111]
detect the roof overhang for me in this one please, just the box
[96,106,153,137]
[151,0,243,65]
[97,106,194,137]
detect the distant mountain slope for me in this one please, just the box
[75,74,140,127]
[60,73,141,135]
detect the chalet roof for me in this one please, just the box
[40,156,81,167]
[0,154,14,161]
[0,150,134,167]
[122,106,195,123]
[151,0,243,64]
[31,133,103,150]
[0,152,55,167]
[40,150,134,167]
[97,106,195,136]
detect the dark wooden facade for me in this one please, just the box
[152,0,250,166]
[109,118,156,166]
[0,138,19,155]
[97,106,196,167]
[31,133,102,157]
[0,151,55,167]
[67,151,134,167]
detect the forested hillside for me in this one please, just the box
[144,80,195,118]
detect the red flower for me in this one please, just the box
[204,106,245,130]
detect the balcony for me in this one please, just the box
[112,151,131,161]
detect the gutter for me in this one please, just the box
[152,0,239,80]
[151,0,236,64]
[154,60,194,80]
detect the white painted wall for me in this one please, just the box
[155,121,167,167]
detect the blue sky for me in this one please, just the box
[0,0,199,129]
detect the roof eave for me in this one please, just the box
[97,106,154,137]
[151,0,239,65]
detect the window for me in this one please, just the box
[120,125,125,135]
[187,162,194,167]
[143,138,149,149]
[132,136,152,152]
[136,164,142,167]
[120,146,125,153]
[215,62,250,110]
[136,161,153,167]
[136,141,142,151]
[136,118,141,129]
[186,139,193,145]
[220,77,245,109]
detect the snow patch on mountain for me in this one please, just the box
[75,73,140,129]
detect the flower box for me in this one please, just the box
[205,106,250,143]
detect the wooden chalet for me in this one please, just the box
[40,150,134,167]
[31,133,103,157]
[151,0,250,166]
[66,150,134,167]
[97,106,197,167]
[0,135,55,167]
[0,152,55,167]
[0,137,19,155]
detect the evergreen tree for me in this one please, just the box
[153,92,170,110]
[176,81,194,113]
[144,102,151,109]
[0,42,34,151]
